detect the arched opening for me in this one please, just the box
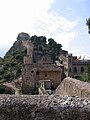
[74,67,77,73]
[45,74,47,77]
[69,68,71,72]
[69,59,71,63]
[36,70,39,75]
[81,67,84,73]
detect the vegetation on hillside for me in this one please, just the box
[0,33,62,82]
[48,38,62,61]
[31,35,62,61]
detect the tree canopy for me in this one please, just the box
[31,36,62,61]
[48,38,62,61]
[86,18,90,34]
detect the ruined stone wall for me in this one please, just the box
[22,63,62,94]
[55,77,90,99]
[39,71,61,89]
[0,95,90,120]
[22,64,37,94]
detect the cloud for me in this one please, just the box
[68,48,90,59]
[0,0,54,46]
[32,11,78,47]
[0,0,78,57]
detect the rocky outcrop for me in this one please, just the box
[55,77,90,100]
[0,95,90,120]
[17,32,30,41]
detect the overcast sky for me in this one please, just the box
[0,0,90,58]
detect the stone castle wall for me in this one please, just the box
[55,77,90,99]
[39,71,61,89]
[0,95,90,120]
[22,63,62,94]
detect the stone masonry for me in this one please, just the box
[22,40,63,94]
[59,52,90,78]
[0,95,90,120]
[55,77,90,100]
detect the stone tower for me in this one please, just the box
[22,40,36,94]
[24,40,34,64]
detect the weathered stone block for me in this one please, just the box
[55,77,90,100]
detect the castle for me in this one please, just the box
[21,32,90,94]
[22,40,64,94]
[22,40,90,94]
[59,51,90,79]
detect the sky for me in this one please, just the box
[0,0,90,58]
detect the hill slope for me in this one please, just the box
[0,32,62,81]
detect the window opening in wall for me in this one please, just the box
[81,67,84,73]
[24,69,26,74]
[45,74,47,77]
[74,67,77,73]
[31,70,34,73]
[69,59,71,63]
[36,70,39,75]
[69,68,71,72]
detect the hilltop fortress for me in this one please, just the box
[1,33,90,119]
[20,32,90,95]
[22,40,64,94]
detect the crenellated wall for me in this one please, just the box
[55,77,90,99]
[0,95,90,120]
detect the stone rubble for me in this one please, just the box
[0,95,90,120]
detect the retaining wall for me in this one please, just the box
[0,95,90,120]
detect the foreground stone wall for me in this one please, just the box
[55,77,90,99]
[0,95,90,120]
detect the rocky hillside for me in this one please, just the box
[0,33,29,81]
[0,32,63,82]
